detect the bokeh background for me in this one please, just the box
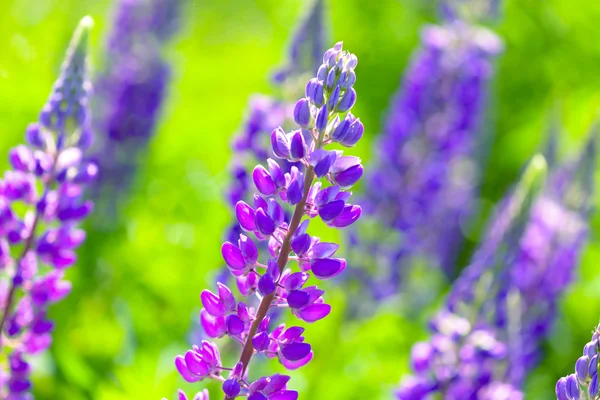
[0,0,599,398]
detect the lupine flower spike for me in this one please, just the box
[0,17,96,397]
[398,125,596,398]
[397,155,547,399]
[556,322,600,400]
[347,21,502,305]
[93,0,181,226]
[173,42,363,399]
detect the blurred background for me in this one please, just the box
[0,0,599,398]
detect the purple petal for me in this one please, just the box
[217,282,236,312]
[175,355,201,383]
[200,309,226,338]
[280,351,313,370]
[239,234,258,264]
[235,201,256,231]
[289,130,306,160]
[331,205,362,228]
[252,331,270,352]
[318,200,345,222]
[253,165,278,196]
[311,258,346,279]
[258,274,276,296]
[333,164,363,188]
[287,290,311,309]
[226,314,245,336]
[310,242,340,258]
[271,391,299,400]
[222,242,245,270]
[281,342,311,361]
[255,208,276,235]
[200,290,226,316]
[184,351,209,378]
[271,127,290,158]
[263,374,291,395]
[297,304,331,323]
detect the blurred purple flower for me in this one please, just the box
[0,17,95,397]
[348,21,502,303]
[92,0,181,226]
[398,129,596,397]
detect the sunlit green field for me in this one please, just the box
[1,0,599,398]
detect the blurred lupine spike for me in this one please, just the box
[0,16,96,397]
[347,21,503,306]
[92,0,181,227]
[273,0,326,84]
[173,42,362,400]
[398,123,597,396]
[556,322,600,400]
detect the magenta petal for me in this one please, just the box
[200,290,226,316]
[184,351,209,378]
[226,314,245,336]
[297,304,331,323]
[310,242,340,258]
[311,258,346,279]
[263,374,291,395]
[318,200,345,222]
[280,351,313,370]
[235,201,256,231]
[270,391,299,400]
[175,356,201,383]
[281,342,311,361]
[200,309,226,338]
[222,242,245,270]
[253,165,278,196]
[217,282,237,312]
[331,205,361,228]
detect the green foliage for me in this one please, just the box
[0,0,598,398]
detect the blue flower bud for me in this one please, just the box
[222,379,241,397]
[317,64,328,81]
[270,127,290,159]
[576,356,590,382]
[341,70,356,89]
[327,86,341,110]
[336,88,357,112]
[325,68,336,90]
[315,105,328,132]
[340,117,364,147]
[293,98,312,128]
[307,79,324,107]
[289,130,307,161]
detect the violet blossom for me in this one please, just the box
[348,21,502,303]
[172,42,363,399]
[0,17,95,398]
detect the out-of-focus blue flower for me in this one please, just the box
[92,0,181,226]
[348,21,502,306]
[398,127,596,398]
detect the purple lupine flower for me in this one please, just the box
[349,21,502,303]
[556,323,600,400]
[398,130,596,397]
[92,0,181,226]
[172,42,362,399]
[0,17,95,397]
